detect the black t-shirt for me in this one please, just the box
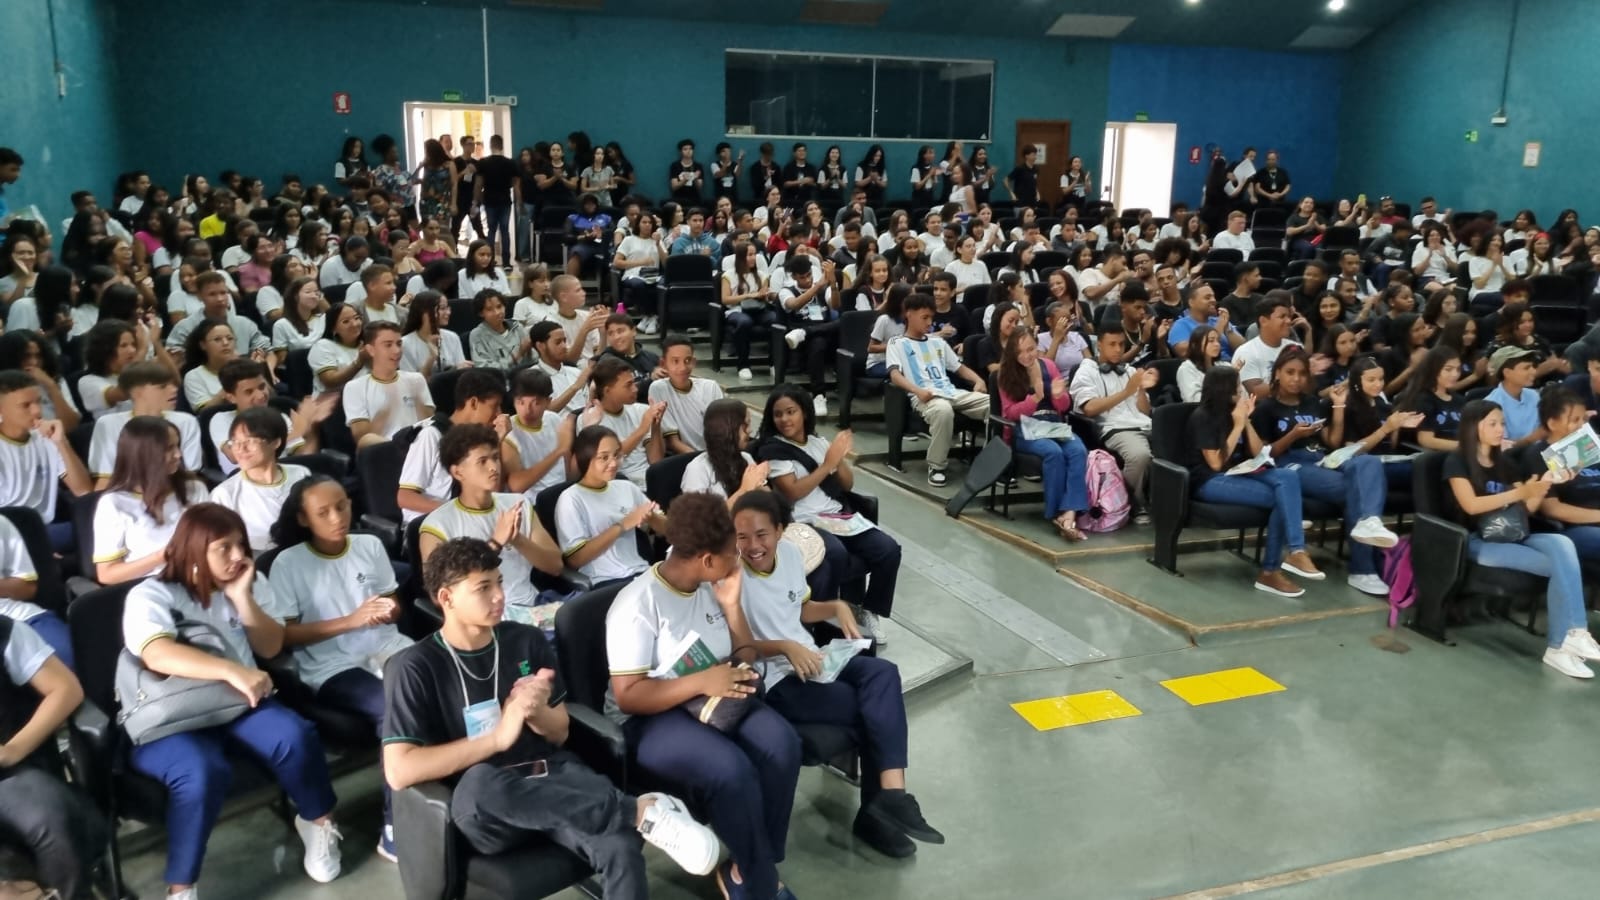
[1441,451,1518,527]
[383,624,571,786]
[1251,166,1291,196]
[933,302,973,346]
[1186,406,1245,486]
[1007,165,1039,206]
[1316,358,1352,395]
[537,162,575,208]
[1252,394,1330,455]
[476,155,519,205]
[669,161,704,203]
[712,159,740,200]
[1414,391,1465,440]
[749,160,782,198]
[1344,395,1391,445]
[454,155,478,210]
[1220,291,1259,328]
[1380,345,1415,388]
[781,162,817,206]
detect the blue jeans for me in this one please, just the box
[517,202,537,261]
[1016,435,1088,520]
[317,668,389,826]
[864,362,887,379]
[1468,532,1588,649]
[1382,458,1413,492]
[483,203,512,265]
[623,706,801,900]
[1280,449,1387,576]
[130,698,336,885]
[726,307,778,368]
[1194,467,1306,571]
[22,610,74,672]
[1563,524,1600,563]
[765,656,906,806]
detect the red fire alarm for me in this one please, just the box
[333,92,352,115]
[1188,146,1201,164]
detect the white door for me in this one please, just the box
[401,102,516,246]
[1101,122,1178,216]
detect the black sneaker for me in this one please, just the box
[867,790,945,845]
[852,807,916,858]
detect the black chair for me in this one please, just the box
[1529,274,1579,306]
[428,367,468,415]
[706,301,780,373]
[644,452,696,511]
[356,440,408,555]
[324,283,351,304]
[68,491,105,591]
[1534,305,1587,348]
[1147,403,1271,575]
[656,255,718,344]
[1408,451,1549,642]
[447,299,480,354]
[1206,248,1243,264]
[979,251,1011,276]
[68,421,95,468]
[1032,250,1068,271]
[64,582,285,899]
[286,348,314,399]
[0,506,68,614]
[535,206,577,266]
[882,382,984,473]
[1199,261,1235,282]
[1251,208,1288,231]
[281,451,352,481]
[1286,259,1310,279]
[1249,247,1287,265]
[1254,260,1283,282]
[981,374,1044,519]
[1322,226,1360,251]
[835,309,887,429]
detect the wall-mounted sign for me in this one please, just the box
[333,92,351,115]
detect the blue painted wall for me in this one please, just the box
[1336,0,1598,222]
[0,0,122,226]
[1107,43,1345,211]
[112,0,1110,207]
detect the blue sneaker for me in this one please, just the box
[376,824,397,863]
[776,886,800,900]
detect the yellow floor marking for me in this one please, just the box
[1010,690,1142,731]
[1160,666,1286,707]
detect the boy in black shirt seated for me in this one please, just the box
[382,538,719,898]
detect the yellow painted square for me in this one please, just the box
[1160,666,1286,707]
[1010,690,1142,732]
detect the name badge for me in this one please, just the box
[463,697,501,738]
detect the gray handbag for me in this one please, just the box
[115,617,253,746]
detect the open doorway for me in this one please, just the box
[1100,122,1178,215]
[402,102,516,254]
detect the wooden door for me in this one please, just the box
[1014,120,1072,209]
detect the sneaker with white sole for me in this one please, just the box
[858,610,888,646]
[376,824,397,862]
[1254,571,1305,598]
[293,816,343,883]
[1544,647,1595,679]
[738,367,754,381]
[1350,516,1399,548]
[1281,552,1325,580]
[1347,573,1389,596]
[927,468,948,486]
[785,328,807,349]
[638,795,720,875]
[170,889,198,900]
[813,394,828,416]
[1562,629,1600,662]
[639,315,659,335]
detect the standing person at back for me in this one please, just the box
[472,135,519,267]
[649,336,726,454]
[885,294,988,487]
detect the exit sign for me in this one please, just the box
[1134,111,1150,122]
[441,90,464,103]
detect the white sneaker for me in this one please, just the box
[1562,629,1600,662]
[785,328,807,349]
[170,889,198,900]
[738,367,754,381]
[1347,573,1390,596]
[294,816,344,884]
[813,394,828,416]
[1350,516,1399,548]
[859,610,888,647]
[639,795,720,875]
[640,315,659,335]
[1543,647,1595,679]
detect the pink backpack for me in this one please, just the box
[1078,449,1131,533]
[1382,537,1415,627]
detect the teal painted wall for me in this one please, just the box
[112,0,1110,206]
[0,0,122,226]
[1337,0,1596,221]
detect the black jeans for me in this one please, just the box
[793,318,841,394]
[727,307,778,368]
[0,766,107,900]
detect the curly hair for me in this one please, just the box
[664,492,736,556]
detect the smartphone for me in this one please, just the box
[509,760,548,779]
[1357,193,1367,206]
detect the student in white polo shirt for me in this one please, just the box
[209,407,311,552]
[527,321,591,415]
[0,371,94,550]
[1233,294,1305,397]
[648,336,725,454]
[501,367,573,504]
[265,475,413,861]
[419,425,563,610]
[88,361,203,487]
[396,369,507,524]
[579,358,665,488]
[318,235,372,289]
[555,425,665,585]
[345,321,434,449]
[92,415,209,586]
[209,359,332,475]
[78,317,171,419]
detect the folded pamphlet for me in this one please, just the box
[1543,424,1600,473]
[809,639,874,684]
[1225,446,1275,477]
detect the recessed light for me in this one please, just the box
[1327,0,1346,10]
[1186,0,1200,4]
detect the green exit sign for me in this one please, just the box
[1464,129,1480,143]
[442,90,464,103]
[1134,111,1150,122]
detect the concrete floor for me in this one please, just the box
[112,462,1599,900]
